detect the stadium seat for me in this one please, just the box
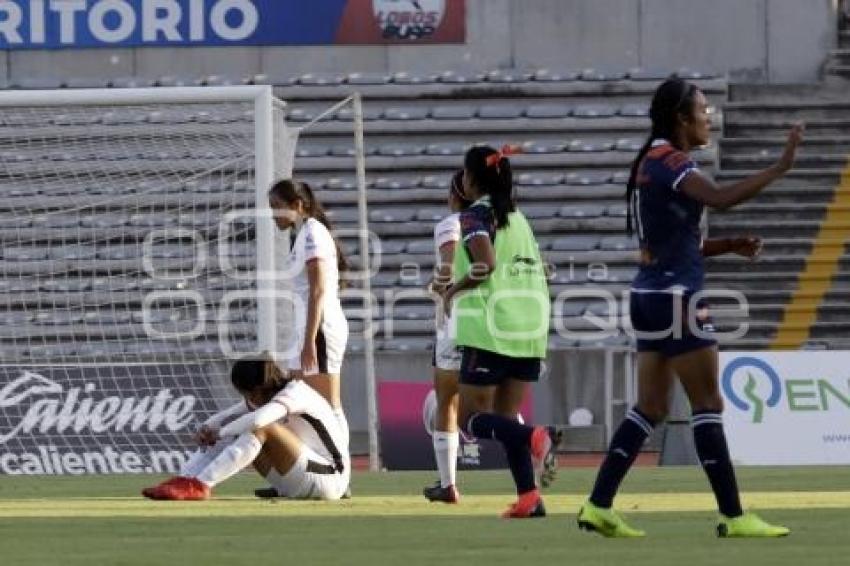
[615,138,645,152]
[374,177,417,190]
[627,68,672,81]
[391,71,439,85]
[605,203,629,217]
[48,247,97,260]
[430,105,477,120]
[619,104,650,117]
[559,204,606,219]
[485,69,533,83]
[532,69,579,82]
[382,107,430,121]
[516,172,565,186]
[568,139,615,152]
[405,239,435,254]
[297,145,330,158]
[297,72,345,86]
[369,209,417,223]
[573,104,617,118]
[336,107,383,121]
[477,104,524,119]
[286,108,316,123]
[109,77,145,88]
[524,104,571,119]
[522,140,566,154]
[522,205,560,219]
[346,72,392,85]
[377,144,423,157]
[425,142,466,156]
[579,68,627,81]
[599,236,639,251]
[565,171,613,185]
[437,70,484,84]
[552,236,600,252]
[5,247,49,261]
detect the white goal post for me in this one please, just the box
[0,86,379,475]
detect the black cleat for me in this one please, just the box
[422,481,460,504]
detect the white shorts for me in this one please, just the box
[285,324,347,376]
[266,447,349,500]
[433,335,462,371]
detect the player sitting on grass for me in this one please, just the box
[142,357,350,501]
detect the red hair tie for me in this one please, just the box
[485,144,523,171]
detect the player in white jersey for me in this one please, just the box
[423,171,471,504]
[268,180,350,444]
[142,358,350,501]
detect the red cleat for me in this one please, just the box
[530,426,559,487]
[502,489,546,519]
[142,476,210,501]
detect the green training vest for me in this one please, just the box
[452,206,550,359]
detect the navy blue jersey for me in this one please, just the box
[631,140,704,292]
[459,196,497,246]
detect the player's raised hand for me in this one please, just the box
[195,424,219,447]
[731,236,763,259]
[777,122,804,173]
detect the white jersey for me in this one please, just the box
[278,218,348,373]
[272,379,350,473]
[433,214,462,371]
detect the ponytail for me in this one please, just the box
[464,145,519,229]
[626,77,699,236]
[268,179,350,284]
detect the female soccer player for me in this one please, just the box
[441,146,559,518]
[577,78,803,538]
[268,180,350,441]
[422,171,471,504]
[142,357,350,500]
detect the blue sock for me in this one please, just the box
[691,411,743,518]
[589,407,655,508]
[467,412,536,494]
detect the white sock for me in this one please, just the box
[180,445,226,477]
[334,408,350,443]
[433,431,459,488]
[196,433,262,488]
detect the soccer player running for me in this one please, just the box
[142,357,349,500]
[440,146,559,518]
[423,171,472,504]
[577,77,803,538]
[268,180,350,444]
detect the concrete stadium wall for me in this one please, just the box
[3,0,838,85]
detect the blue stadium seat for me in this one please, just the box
[297,145,330,158]
[286,108,316,123]
[606,203,629,217]
[405,239,435,254]
[375,177,417,190]
[615,138,645,152]
[627,68,672,81]
[525,104,571,119]
[336,107,383,121]
[48,247,97,260]
[522,205,559,219]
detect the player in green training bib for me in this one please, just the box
[440,145,559,519]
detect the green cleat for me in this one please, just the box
[577,501,646,538]
[717,512,790,538]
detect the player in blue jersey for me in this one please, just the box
[577,78,803,538]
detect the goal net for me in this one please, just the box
[0,86,300,475]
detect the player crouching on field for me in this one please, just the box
[142,357,350,501]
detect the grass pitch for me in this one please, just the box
[0,466,847,565]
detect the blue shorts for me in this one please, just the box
[459,347,542,386]
[630,291,716,357]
